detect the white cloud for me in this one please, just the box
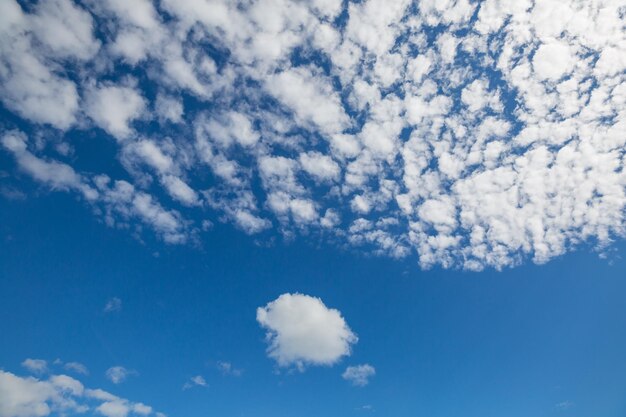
[154,94,183,124]
[105,367,135,385]
[21,360,48,375]
[265,67,350,135]
[299,152,340,182]
[29,0,100,61]
[0,1,81,129]
[84,84,146,140]
[256,293,357,368]
[204,111,260,148]
[342,364,376,386]
[1,0,625,271]
[533,41,575,81]
[0,370,160,417]
[0,371,79,417]
[1,131,94,199]
[161,175,200,207]
[216,361,242,377]
[63,363,89,376]
[182,375,207,390]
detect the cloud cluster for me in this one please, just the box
[0,370,160,417]
[256,293,357,369]
[1,0,625,269]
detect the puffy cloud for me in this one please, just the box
[28,0,100,60]
[84,84,146,140]
[0,371,78,417]
[204,111,260,148]
[299,152,341,182]
[256,293,357,368]
[265,67,350,135]
[0,370,159,417]
[342,364,376,387]
[0,0,87,129]
[532,41,575,81]
[1,0,625,270]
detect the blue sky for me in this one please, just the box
[1,0,626,416]
[2,190,626,416]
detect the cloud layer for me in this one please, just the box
[1,0,625,270]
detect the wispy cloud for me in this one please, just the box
[182,375,208,391]
[216,361,243,377]
[556,401,574,410]
[64,362,89,376]
[21,358,48,374]
[105,366,136,384]
[103,297,122,313]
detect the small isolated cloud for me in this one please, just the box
[105,366,135,384]
[556,401,574,410]
[357,405,374,412]
[342,364,376,387]
[216,361,242,377]
[182,375,207,390]
[103,297,122,313]
[21,358,48,374]
[64,362,89,375]
[256,293,357,369]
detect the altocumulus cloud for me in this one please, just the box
[257,293,357,369]
[0,0,625,270]
[0,369,161,417]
